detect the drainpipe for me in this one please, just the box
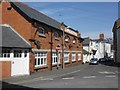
[62,27,65,69]
[50,29,53,71]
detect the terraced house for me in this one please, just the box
[0,1,83,78]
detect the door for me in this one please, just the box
[11,50,29,76]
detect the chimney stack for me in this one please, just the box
[99,33,104,40]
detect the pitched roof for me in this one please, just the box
[83,49,89,54]
[0,24,31,48]
[82,38,91,46]
[10,2,61,30]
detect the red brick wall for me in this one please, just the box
[0,61,11,78]
[2,2,32,43]
[1,2,83,72]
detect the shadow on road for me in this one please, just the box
[99,60,120,67]
[2,81,41,90]
[1,81,119,90]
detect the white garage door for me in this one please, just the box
[11,50,29,76]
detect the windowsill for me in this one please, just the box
[78,60,82,62]
[55,38,60,41]
[52,63,61,66]
[65,41,69,43]
[72,60,76,63]
[64,62,70,64]
[38,34,46,38]
[35,65,47,69]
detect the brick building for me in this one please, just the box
[0,1,83,77]
[112,18,120,63]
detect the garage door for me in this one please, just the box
[11,50,29,76]
[0,61,11,78]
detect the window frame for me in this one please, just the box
[52,52,60,65]
[78,53,81,61]
[72,52,76,62]
[38,27,45,36]
[13,50,22,58]
[65,35,70,42]
[54,32,60,39]
[64,52,70,63]
[0,49,11,58]
[73,37,76,44]
[35,52,47,67]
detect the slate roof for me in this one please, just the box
[0,25,31,48]
[83,49,89,54]
[82,38,90,46]
[10,2,62,30]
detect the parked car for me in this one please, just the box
[89,58,99,65]
[99,57,113,62]
[99,58,106,62]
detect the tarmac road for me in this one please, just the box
[2,61,119,89]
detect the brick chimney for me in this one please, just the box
[99,33,104,40]
[60,22,65,30]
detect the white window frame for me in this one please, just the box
[73,37,76,44]
[64,52,70,63]
[78,53,81,61]
[0,49,29,60]
[38,27,45,36]
[65,35,69,42]
[72,52,76,62]
[13,50,22,58]
[0,49,11,58]
[35,52,47,67]
[54,32,59,39]
[52,52,60,65]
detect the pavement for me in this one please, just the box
[2,63,87,84]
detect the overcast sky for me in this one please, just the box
[21,2,118,39]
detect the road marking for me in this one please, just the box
[83,76,96,79]
[105,75,116,78]
[62,77,74,80]
[98,71,116,74]
[40,78,53,80]
[11,70,81,84]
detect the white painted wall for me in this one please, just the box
[0,49,30,76]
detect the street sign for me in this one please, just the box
[56,44,61,50]
[56,47,61,50]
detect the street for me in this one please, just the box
[2,61,119,89]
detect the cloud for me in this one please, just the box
[39,7,73,15]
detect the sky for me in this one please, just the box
[22,2,118,39]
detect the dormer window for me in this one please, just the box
[38,27,45,36]
[65,35,70,42]
[54,32,59,40]
[73,37,76,44]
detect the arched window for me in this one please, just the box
[38,27,45,36]
[54,32,59,39]
[73,37,76,44]
[65,35,70,42]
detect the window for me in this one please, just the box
[24,50,28,57]
[78,53,81,61]
[64,52,69,63]
[14,50,22,58]
[52,52,60,65]
[54,32,59,39]
[38,27,45,36]
[72,53,76,62]
[0,49,10,58]
[35,52,47,67]
[73,37,76,44]
[65,35,70,42]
